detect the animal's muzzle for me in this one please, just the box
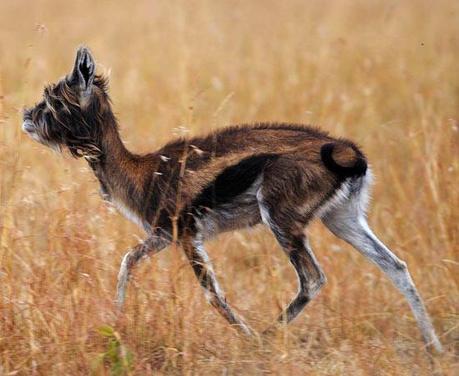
[22,120,35,134]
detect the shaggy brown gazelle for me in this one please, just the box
[23,47,442,352]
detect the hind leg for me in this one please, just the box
[321,179,442,352]
[271,231,326,324]
[257,187,326,328]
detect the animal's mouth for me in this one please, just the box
[21,119,61,151]
[22,120,40,142]
[22,108,37,137]
[22,119,45,144]
[22,120,36,134]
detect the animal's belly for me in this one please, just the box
[195,197,262,240]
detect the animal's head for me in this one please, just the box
[22,46,115,158]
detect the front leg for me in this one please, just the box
[181,234,254,336]
[116,236,169,308]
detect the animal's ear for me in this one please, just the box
[68,46,96,97]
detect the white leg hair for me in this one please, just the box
[116,236,169,308]
[321,174,442,352]
[116,252,132,307]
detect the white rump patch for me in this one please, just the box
[316,167,373,219]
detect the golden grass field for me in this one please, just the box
[0,0,458,374]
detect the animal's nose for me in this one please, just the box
[22,120,35,133]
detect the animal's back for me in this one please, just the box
[147,123,365,235]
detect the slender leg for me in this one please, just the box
[181,234,254,336]
[322,207,442,352]
[275,232,326,324]
[256,183,326,328]
[116,236,169,308]
[261,223,326,334]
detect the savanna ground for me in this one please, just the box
[0,0,458,374]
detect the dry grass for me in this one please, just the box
[1,0,458,374]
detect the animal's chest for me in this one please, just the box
[110,195,145,229]
[91,164,146,229]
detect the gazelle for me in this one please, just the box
[22,47,442,352]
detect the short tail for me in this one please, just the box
[320,142,367,178]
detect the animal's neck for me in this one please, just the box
[87,119,145,210]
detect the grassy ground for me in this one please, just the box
[0,0,458,374]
